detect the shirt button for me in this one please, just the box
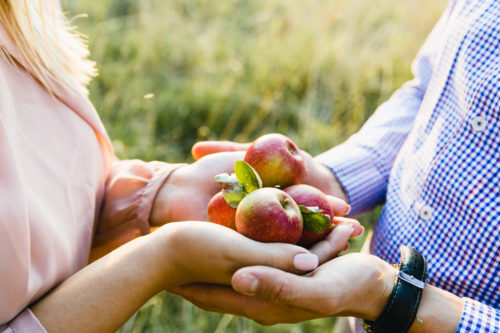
[470,116,487,132]
[419,205,433,221]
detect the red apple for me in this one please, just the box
[284,184,334,247]
[235,187,303,244]
[207,192,237,229]
[244,134,308,188]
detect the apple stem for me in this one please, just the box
[282,198,290,209]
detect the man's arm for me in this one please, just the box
[315,3,453,216]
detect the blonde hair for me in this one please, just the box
[0,0,96,95]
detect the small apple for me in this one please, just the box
[207,192,237,229]
[235,187,303,244]
[244,134,308,188]
[284,184,334,247]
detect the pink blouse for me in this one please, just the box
[0,16,180,332]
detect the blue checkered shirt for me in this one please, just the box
[317,0,500,331]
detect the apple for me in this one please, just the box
[235,187,303,244]
[207,192,237,229]
[284,184,334,247]
[244,134,308,188]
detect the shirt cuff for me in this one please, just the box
[3,309,47,333]
[315,144,388,216]
[95,161,186,249]
[456,298,500,333]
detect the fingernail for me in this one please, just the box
[234,273,259,296]
[336,222,354,235]
[345,204,351,215]
[359,226,365,237]
[293,253,318,271]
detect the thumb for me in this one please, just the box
[232,266,318,308]
[191,141,250,160]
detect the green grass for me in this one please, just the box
[62,0,445,331]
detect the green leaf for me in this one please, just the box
[214,173,247,208]
[299,205,333,234]
[234,160,262,193]
[222,189,246,208]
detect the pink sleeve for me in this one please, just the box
[1,309,47,333]
[93,160,186,250]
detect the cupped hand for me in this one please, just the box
[151,145,357,232]
[191,138,348,202]
[172,251,395,325]
[171,220,366,319]
[151,151,245,224]
[152,221,320,290]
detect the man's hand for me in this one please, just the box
[172,252,395,325]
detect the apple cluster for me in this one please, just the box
[207,134,334,247]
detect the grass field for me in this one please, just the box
[63,0,445,331]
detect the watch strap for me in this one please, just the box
[363,245,428,333]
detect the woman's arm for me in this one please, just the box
[90,159,185,261]
[29,222,318,333]
[33,230,166,333]
[92,151,249,261]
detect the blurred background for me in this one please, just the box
[62,0,445,332]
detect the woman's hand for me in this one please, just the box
[169,221,373,323]
[173,252,396,325]
[191,139,348,202]
[157,218,363,290]
[151,158,363,256]
[153,222,321,289]
[32,221,317,333]
[152,135,350,224]
[151,151,245,224]
[150,147,354,228]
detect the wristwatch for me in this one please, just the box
[362,245,428,333]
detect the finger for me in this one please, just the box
[231,266,323,312]
[171,283,320,325]
[193,151,246,176]
[325,195,351,216]
[332,216,364,237]
[201,224,319,273]
[171,284,251,315]
[324,196,364,236]
[165,222,318,285]
[308,222,353,264]
[242,241,319,273]
[192,141,250,160]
